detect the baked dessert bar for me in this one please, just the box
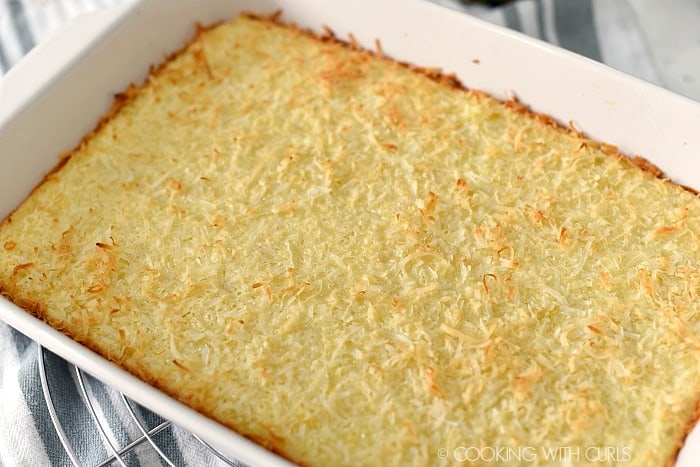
[1,13,699,467]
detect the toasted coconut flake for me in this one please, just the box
[0,13,698,467]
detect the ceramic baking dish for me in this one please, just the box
[1,0,698,464]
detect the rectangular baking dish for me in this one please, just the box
[1,0,698,465]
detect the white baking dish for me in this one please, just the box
[0,0,698,465]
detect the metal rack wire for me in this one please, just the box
[37,344,246,467]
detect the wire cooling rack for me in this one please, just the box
[37,344,246,467]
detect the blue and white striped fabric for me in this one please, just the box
[434,0,662,85]
[0,0,697,466]
[1,325,247,467]
[0,0,125,73]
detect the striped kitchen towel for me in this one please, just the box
[0,0,693,466]
[0,0,125,74]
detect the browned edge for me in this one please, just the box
[1,8,699,467]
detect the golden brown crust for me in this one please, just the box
[0,11,698,467]
[0,283,288,462]
[245,11,698,198]
[668,398,700,466]
[631,155,664,178]
[3,10,694,225]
